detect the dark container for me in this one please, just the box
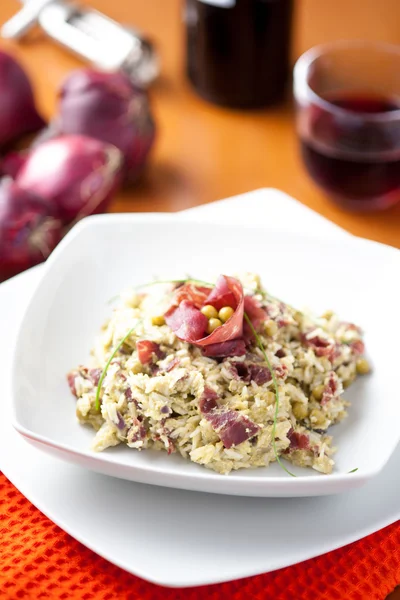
[185,0,293,109]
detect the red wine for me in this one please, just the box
[185,0,293,109]
[300,92,400,210]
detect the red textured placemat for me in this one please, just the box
[1,472,399,600]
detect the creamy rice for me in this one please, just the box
[67,273,369,475]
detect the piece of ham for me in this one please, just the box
[198,386,260,448]
[302,331,336,359]
[204,408,260,449]
[202,339,246,358]
[243,295,267,333]
[205,275,238,310]
[321,371,339,405]
[67,367,102,397]
[67,372,78,397]
[137,340,165,364]
[164,300,208,343]
[287,428,310,451]
[174,283,210,309]
[349,340,365,355]
[165,275,245,348]
[198,387,219,413]
[127,418,147,444]
[87,368,102,385]
[230,361,271,385]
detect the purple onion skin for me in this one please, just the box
[16,134,123,225]
[1,151,28,179]
[0,178,61,282]
[0,51,45,149]
[58,69,156,183]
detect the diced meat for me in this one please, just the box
[137,340,165,364]
[302,332,335,359]
[275,349,286,358]
[321,371,339,405]
[174,284,210,309]
[67,367,101,397]
[230,361,251,382]
[67,371,78,397]
[287,428,310,450]
[88,368,102,386]
[127,418,147,444]
[230,361,271,385]
[205,275,238,311]
[116,412,126,430]
[250,364,272,385]
[165,275,245,349]
[349,340,365,355]
[165,300,208,343]
[243,295,267,333]
[164,436,175,455]
[205,408,260,449]
[199,387,219,413]
[202,339,246,358]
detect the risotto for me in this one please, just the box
[67,273,369,475]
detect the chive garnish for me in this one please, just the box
[244,312,296,477]
[348,468,358,474]
[95,320,141,412]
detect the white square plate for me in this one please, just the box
[11,214,400,497]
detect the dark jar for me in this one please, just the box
[185,0,293,109]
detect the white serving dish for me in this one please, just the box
[2,189,400,587]
[11,211,400,498]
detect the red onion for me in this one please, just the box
[58,69,155,182]
[1,151,27,179]
[0,179,61,281]
[0,51,45,149]
[16,135,123,224]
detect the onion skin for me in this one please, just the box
[16,134,123,225]
[1,152,27,179]
[0,179,62,282]
[0,51,45,149]
[58,69,156,183]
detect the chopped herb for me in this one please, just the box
[244,313,296,477]
[348,468,358,474]
[95,320,142,412]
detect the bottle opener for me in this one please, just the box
[1,0,159,87]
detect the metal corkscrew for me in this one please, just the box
[1,0,159,87]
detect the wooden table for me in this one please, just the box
[0,0,399,597]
